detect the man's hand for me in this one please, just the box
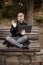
[11,20,17,27]
[21,30,26,35]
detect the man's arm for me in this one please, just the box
[11,20,17,28]
[10,20,17,35]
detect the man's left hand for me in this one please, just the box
[21,30,26,35]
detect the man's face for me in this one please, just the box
[17,14,24,22]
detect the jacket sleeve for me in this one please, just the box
[10,25,22,36]
[10,25,16,35]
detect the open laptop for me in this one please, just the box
[18,25,32,33]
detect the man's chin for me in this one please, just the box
[20,21,24,22]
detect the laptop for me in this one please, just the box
[18,25,32,33]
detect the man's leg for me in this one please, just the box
[5,36,23,48]
[6,35,29,46]
[17,35,28,43]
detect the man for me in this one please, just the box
[3,13,31,49]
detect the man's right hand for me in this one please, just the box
[11,20,17,28]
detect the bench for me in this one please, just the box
[0,26,40,65]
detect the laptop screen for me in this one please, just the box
[18,25,32,33]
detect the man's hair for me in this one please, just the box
[17,13,24,17]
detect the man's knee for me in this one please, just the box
[21,35,28,41]
[6,36,10,41]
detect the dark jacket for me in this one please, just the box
[10,20,27,37]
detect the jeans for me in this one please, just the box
[6,35,28,48]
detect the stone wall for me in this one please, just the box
[39,26,43,48]
[33,22,43,49]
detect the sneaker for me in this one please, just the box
[6,43,14,47]
[3,40,7,45]
[22,46,28,49]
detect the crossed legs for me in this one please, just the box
[3,35,29,48]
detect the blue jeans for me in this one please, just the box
[6,35,28,48]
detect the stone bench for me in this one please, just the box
[0,26,40,65]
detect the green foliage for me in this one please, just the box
[0,0,26,19]
[35,16,43,24]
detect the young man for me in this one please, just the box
[3,13,31,49]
